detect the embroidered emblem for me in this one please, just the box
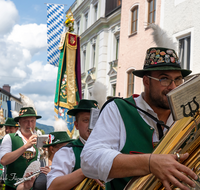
[70,36,75,45]
[156,50,160,55]
[150,49,156,53]
[22,151,36,160]
[166,50,173,54]
[157,57,164,63]
[160,51,166,56]
[150,53,155,59]
[170,57,175,63]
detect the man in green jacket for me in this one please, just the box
[0,107,41,190]
[47,99,104,190]
[81,47,198,190]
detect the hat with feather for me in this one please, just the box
[132,24,192,78]
[13,93,42,122]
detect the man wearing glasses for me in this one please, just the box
[81,47,198,190]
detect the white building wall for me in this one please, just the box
[160,0,200,74]
[71,0,121,99]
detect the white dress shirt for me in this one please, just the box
[47,136,86,189]
[0,129,40,161]
[81,95,174,182]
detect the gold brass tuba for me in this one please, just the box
[73,178,105,190]
[124,112,200,190]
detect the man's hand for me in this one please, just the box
[40,166,51,175]
[150,153,198,190]
[94,179,105,189]
[24,135,37,149]
[16,172,36,190]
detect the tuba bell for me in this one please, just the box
[124,111,200,190]
[73,178,105,190]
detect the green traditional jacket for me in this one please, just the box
[5,133,38,189]
[106,96,155,190]
[71,138,84,171]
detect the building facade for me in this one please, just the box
[160,0,200,76]
[0,84,22,120]
[116,0,161,97]
[116,0,200,98]
[70,0,121,99]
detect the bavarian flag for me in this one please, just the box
[54,32,82,138]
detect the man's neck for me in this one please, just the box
[20,130,32,140]
[142,93,171,124]
[151,106,171,124]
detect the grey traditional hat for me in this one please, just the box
[132,47,192,78]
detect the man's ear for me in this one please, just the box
[74,121,78,130]
[49,146,54,154]
[143,75,150,88]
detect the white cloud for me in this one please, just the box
[7,23,47,55]
[27,61,57,82]
[0,0,60,128]
[12,67,27,78]
[0,0,19,35]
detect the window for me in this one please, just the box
[94,4,98,22]
[178,35,191,70]
[82,50,86,73]
[91,44,96,67]
[131,6,138,34]
[112,84,116,96]
[116,38,119,59]
[85,13,88,30]
[127,70,134,97]
[76,21,80,35]
[148,0,156,24]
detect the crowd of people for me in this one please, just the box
[0,46,198,190]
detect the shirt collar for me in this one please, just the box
[135,94,156,115]
[79,136,86,144]
[135,94,174,126]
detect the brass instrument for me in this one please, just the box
[124,112,200,190]
[74,178,105,190]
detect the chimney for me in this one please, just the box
[3,84,10,93]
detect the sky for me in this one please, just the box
[0,0,75,126]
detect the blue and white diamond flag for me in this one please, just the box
[47,4,64,67]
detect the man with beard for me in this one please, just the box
[81,47,198,190]
[0,107,41,190]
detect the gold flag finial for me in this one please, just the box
[65,8,74,32]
